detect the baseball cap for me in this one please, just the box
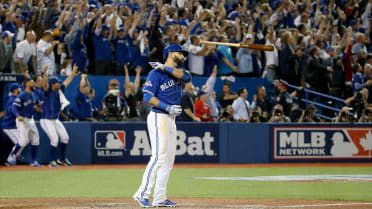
[16,15,25,21]
[118,27,125,32]
[49,77,62,85]
[163,44,187,61]
[326,46,334,51]
[9,83,21,92]
[197,90,207,97]
[102,24,111,31]
[2,31,14,38]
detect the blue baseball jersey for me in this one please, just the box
[76,87,93,120]
[93,34,112,62]
[12,91,36,118]
[1,95,17,129]
[33,87,44,120]
[41,84,65,119]
[143,69,184,114]
[113,35,133,64]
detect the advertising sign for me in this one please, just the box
[91,123,219,163]
[274,127,372,160]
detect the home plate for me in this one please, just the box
[192,174,372,182]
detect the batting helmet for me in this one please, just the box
[163,44,187,61]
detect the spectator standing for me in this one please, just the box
[263,23,279,80]
[180,82,200,122]
[186,35,211,75]
[15,15,25,42]
[37,30,57,75]
[43,0,60,30]
[306,46,332,94]
[329,53,345,98]
[0,31,15,73]
[217,35,238,75]
[255,85,271,120]
[232,88,255,122]
[93,10,114,75]
[194,91,212,122]
[352,33,368,55]
[70,20,89,74]
[236,34,254,75]
[279,32,297,85]
[14,31,36,74]
[269,104,291,122]
[218,82,238,109]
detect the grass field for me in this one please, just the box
[1,165,372,203]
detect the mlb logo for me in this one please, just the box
[95,131,126,150]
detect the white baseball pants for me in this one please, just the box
[16,118,40,147]
[134,111,177,205]
[3,129,20,144]
[40,119,69,147]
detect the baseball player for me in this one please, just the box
[6,79,42,167]
[2,83,23,165]
[40,65,78,167]
[133,44,191,208]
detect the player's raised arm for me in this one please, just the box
[63,64,78,88]
[42,65,49,91]
[149,44,191,82]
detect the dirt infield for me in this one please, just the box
[1,197,372,209]
[1,163,372,209]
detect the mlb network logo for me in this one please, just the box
[95,131,126,150]
[274,127,372,159]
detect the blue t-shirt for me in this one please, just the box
[41,84,65,119]
[93,34,112,62]
[143,69,183,114]
[76,87,93,120]
[1,95,17,129]
[113,35,133,64]
[217,45,234,75]
[12,91,36,118]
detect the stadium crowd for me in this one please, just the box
[0,0,371,123]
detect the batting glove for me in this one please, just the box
[149,62,164,70]
[166,105,182,116]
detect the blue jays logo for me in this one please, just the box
[95,131,126,150]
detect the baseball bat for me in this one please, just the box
[200,40,274,51]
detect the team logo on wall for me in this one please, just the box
[95,131,125,157]
[273,127,372,159]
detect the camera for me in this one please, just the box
[274,109,282,116]
[103,88,129,121]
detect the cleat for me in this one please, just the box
[57,158,72,166]
[133,196,152,208]
[30,161,43,167]
[153,199,178,207]
[5,154,16,166]
[48,161,59,167]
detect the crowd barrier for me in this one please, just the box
[4,122,371,164]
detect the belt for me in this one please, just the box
[25,117,32,119]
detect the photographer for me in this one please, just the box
[248,106,265,123]
[298,104,320,123]
[219,105,235,122]
[358,108,372,123]
[345,88,369,119]
[101,81,129,121]
[335,107,351,123]
[269,104,291,123]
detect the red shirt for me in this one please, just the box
[194,100,212,122]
